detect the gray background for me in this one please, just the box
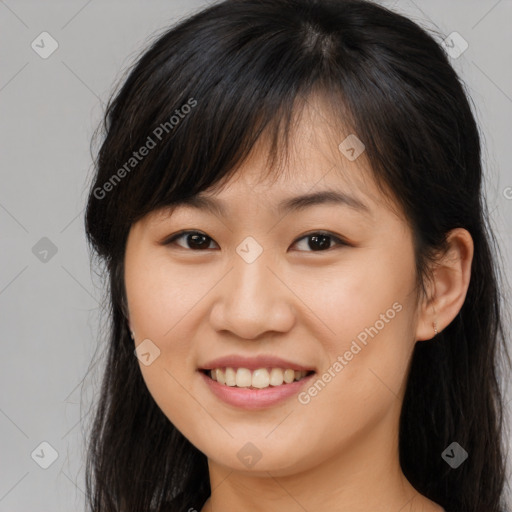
[1,1,511,510]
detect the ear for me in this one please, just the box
[416,228,474,341]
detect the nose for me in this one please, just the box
[208,249,296,340]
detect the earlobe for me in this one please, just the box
[415,228,474,341]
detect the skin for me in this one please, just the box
[124,98,473,512]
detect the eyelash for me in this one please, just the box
[162,230,349,253]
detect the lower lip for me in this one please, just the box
[199,370,315,410]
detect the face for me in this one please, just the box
[124,100,422,477]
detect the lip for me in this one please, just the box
[199,370,316,410]
[199,354,316,372]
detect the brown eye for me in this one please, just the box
[164,231,218,250]
[291,232,348,252]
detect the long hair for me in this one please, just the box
[83,0,511,510]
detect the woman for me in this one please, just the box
[84,0,511,510]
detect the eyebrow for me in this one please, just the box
[171,189,370,218]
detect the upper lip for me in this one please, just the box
[199,355,316,372]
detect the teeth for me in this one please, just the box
[250,368,268,388]
[269,368,284,386]
[225,367,236,386]
[283,369,295,383]
[207,367,311,389]
[235,368,252,387]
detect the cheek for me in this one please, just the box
[288,303,416,475]
[294,243,416,356]
[292,244,417,422]
[125,248,211,341]
[124,249,220,421]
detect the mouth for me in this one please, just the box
[199,367,316,390]
[198,355,317,409]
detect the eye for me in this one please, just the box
[163,230,348,252]
[164,230,218,250]
[291,231,349,252]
